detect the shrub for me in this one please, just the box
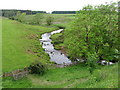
[46,16,53,25]
[28,61,47,75]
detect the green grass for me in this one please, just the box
[2,18,57,72]
[3,63,114,88]
[2,77,31,88]
[22,14,75,26]
[28,63,118,88]
[2,16,73,88]
[0,17,2,89]
[2,17,58,88]
[50,14,75,24]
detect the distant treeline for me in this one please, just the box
[1,9,46,17]
[52,11,76,14]
[1,10,77,17]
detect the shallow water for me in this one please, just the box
[39,29,72,66]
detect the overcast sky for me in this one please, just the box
[0,0,118,13]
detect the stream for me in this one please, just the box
[39,29,72,67]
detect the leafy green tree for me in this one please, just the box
[14,12,26,22]
[19,13,26,22]
[14,11,21,21]
[64,2,118,64]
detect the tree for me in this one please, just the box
[46,16,53,25]
[33,13,44,25]
[19,13,26,22]
[64,2,118,64]
[14,11,21,21]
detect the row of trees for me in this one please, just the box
[1,10,77,18]
[1,9,46,17]
[64,2,118,65]
[52,11,76,14]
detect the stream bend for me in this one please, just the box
[39,29,72,66]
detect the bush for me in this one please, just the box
[46,16,53,25]
[28,61,47,75]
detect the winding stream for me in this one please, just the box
[39,29,72,67]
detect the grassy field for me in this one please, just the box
[22,14,75,26]
[0,17,2,89]
[2,14,76,88]
[2,14,118,88]
[2,18,58,72]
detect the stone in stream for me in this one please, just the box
[100,60,114,65]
